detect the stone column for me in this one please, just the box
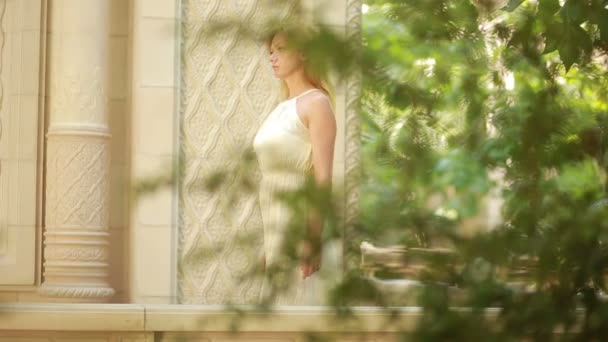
[39,0,114,302]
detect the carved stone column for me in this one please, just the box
[39,0,114,302]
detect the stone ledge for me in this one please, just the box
[0,303,430,332]
[1,303,584,335]
[0,303,145,331]
[145,305,425,332]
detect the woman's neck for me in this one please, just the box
[283,69,316,99]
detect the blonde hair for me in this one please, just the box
[265,26,336,111]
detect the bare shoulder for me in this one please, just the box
[298,90,335,126]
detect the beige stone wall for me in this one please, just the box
[0,0,360,305]
[0,0,44,294]
[129,0,180,304]
[0,0,131,303]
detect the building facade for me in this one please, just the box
[0,0,388,340]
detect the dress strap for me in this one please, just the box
[290,88,321,101]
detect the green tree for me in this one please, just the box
[358,0,608,340]
[140,0,608,340]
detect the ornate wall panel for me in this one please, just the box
[343,0,362,272]
[39,0,114,302]
[179,0,361,304]
[41,133,114,301]
[179,0,295,304]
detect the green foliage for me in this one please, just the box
[359,0,608,340]
[138,0,608,339]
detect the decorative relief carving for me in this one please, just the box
[41,132,113,300]
[39,285,115,299]
[179,0,362,303]
[41,229,114,300]
[45,136,110,228]
[344,0,362,272]
[42,56,113,301]
[44,245,108,261]
[179,0,295,304]
[0,0,114,292]
[49,67,108,125]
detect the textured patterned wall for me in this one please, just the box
[178,0,361,304]
[344,0,363,273]
[179,0,296,304]
[45,138,109,229]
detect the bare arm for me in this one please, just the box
[299,94,336,277]
[305,95,336,190]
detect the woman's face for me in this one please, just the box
[269,32,304,79]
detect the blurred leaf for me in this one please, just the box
[557,24,593,71]
[556,160,603,199]
[559,0,587,26]
[503,0,524,12]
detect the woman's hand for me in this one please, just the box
[299,239,322,279]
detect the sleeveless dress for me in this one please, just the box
[253,88,324,305]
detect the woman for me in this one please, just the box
[253,28,336,305]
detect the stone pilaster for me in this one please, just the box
[39,0,114,302]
